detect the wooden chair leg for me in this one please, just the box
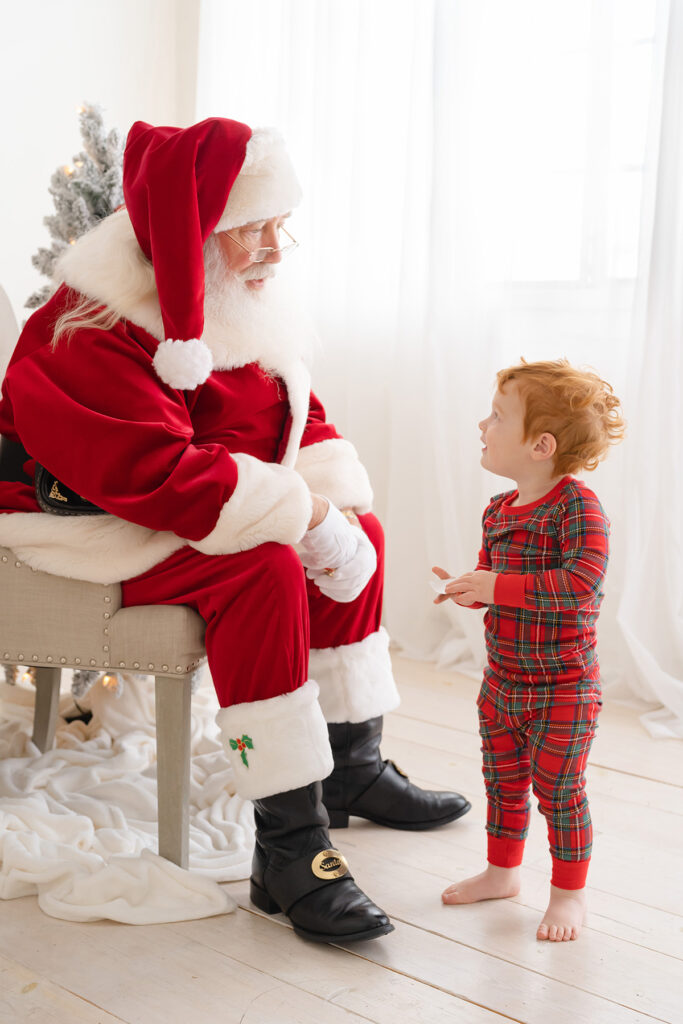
[155,673,191,869]
[32,666,62,752]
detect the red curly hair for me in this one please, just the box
[496,359,625,475]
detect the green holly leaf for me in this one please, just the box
[229,738,238,750]
[240,749,249,767]
[243,735,254,749]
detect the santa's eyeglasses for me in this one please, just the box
[226,225,298,263]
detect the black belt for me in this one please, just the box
[0,435,106,516]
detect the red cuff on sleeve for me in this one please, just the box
[493,573,528,608]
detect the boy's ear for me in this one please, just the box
[531,432,557,462]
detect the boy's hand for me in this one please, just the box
[431,566,498,605]
[445,570,498,606]
[431,565,462,604]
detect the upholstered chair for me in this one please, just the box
[0,549,206,868]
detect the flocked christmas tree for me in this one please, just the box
[26,102,124,310]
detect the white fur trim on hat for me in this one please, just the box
[295,439,373,514]
[215,129,302,231]
[309,627,400,724]
[153,338,213,390]
[215,679,333,799]
[189,452,312,556]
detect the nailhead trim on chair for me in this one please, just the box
[100,584,110,669]
[1,555,205,677]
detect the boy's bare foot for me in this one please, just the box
[537,885,586,941]
[442,863,521,905]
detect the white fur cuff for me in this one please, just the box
[295,439,373,514]
[0,512,184,584]
[190,453,313,555]
[215,680,333,799]
[309,627,400,724]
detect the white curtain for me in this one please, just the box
[616,0,683,737]
[196,0,682,732]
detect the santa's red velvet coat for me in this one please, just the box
[0,210,399,799]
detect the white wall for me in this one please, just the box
[0,0,200,321]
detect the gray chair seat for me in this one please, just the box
[0,545,207,868]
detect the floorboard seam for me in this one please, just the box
[1,953,130,1024]
[327,944,525,1024]
[387,914,675,1023]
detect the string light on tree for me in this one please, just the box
[101,672,124,697]
[71,668,124,701]
[0,664,36,686]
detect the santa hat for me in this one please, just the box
[123,117,302,390]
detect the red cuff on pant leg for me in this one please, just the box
[487,834,525,868]
[551,857,590,890]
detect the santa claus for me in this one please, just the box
[0,117,470,944]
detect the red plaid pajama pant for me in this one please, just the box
[477,670,601,889]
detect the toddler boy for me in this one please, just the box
[433,359,624,941]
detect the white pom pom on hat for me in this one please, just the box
[122,118,302,391]
[152,338,215,391]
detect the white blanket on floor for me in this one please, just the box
[0,671,254,924]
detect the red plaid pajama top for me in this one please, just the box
[477,476,609,686]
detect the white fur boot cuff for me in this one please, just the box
[308,627,400,724]
[215,679,333,800]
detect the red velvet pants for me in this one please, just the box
[121,513,384,708]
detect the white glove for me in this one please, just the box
[298,501,360,572]
[306,529,378,603]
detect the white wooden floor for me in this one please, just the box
[1,655,682,1024]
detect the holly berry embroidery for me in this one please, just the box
[229,734,254,767]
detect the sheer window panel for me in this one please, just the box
[479,0,656,295]
[610,37,655,166]
[508,171,585,282]
[479,0,659,384]
[613,0,658,43]
[607,169,644,279]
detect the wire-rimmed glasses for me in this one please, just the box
[227,225,299,263]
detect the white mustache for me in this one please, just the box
[240,264,278,281]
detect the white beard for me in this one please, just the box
[202,235,317,378]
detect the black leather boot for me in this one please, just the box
[323,716,471,830]
[250,781,394,943]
